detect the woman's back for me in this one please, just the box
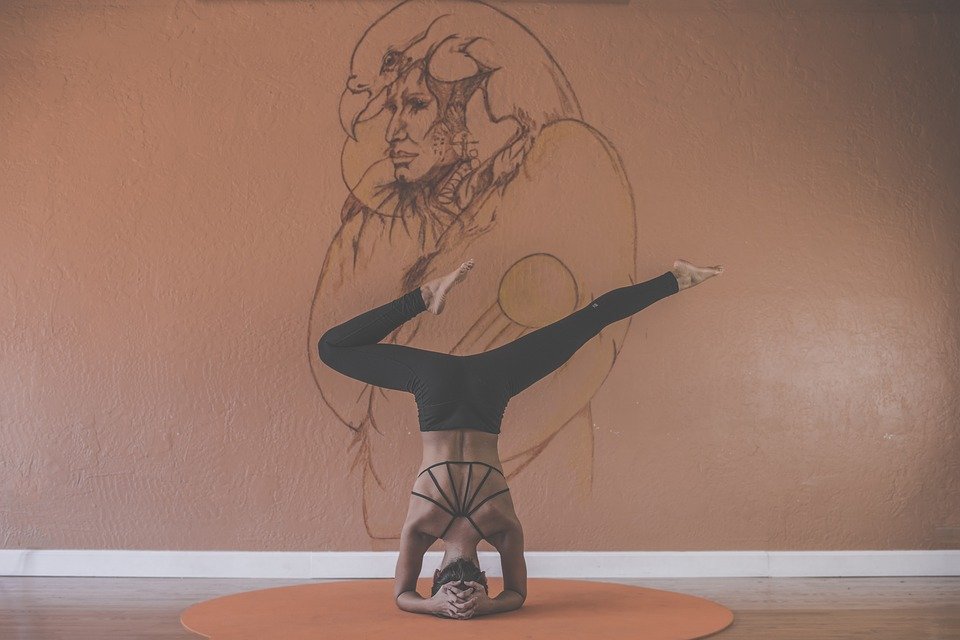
[410,429,519,542]
[418,428,501,473]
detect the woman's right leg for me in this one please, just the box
[473,259,724,398]
[474,270,682,398]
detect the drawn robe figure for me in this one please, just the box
[308,0,638,541]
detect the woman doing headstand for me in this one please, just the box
[317,258,723,619]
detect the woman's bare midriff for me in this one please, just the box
[418,428,503,474]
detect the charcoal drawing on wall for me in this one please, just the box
[308,0,639,541]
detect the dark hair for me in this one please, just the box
[431,557,488,597]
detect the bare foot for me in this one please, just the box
[671,259,724,290]
[420,259,476,314]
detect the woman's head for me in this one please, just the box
[432,557,488,597]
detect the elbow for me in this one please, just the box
[512,585,527,609]
[503,589,525,610]
[395,590,417,614]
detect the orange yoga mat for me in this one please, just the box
[181,577,734,639]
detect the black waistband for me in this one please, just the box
[416,460,504,478]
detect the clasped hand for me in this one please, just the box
[430,580,491,620]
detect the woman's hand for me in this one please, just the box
[451,580,493,620]
[429,583,474,619]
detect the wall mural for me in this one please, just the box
[308,0,639,540]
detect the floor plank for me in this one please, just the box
[0,577,957,639]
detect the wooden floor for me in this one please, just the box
[1,576,957,639]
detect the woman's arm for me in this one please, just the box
[396,590,434,614]
[394,524,437,614]
[492,523,527,612]
[483,588,525,614]
[459,523,526,618]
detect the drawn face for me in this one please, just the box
[383,66,456,183]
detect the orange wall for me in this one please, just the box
[1,0,958,553]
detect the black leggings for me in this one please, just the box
[317,271,680,414]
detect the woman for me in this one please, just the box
[317,257,724,619]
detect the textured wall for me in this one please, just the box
[1,0,958,553]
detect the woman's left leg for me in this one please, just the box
[317,287,436,394]
[318,260,478,397]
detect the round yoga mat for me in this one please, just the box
[181,578,734,639]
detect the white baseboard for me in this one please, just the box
[1,550,957,579]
